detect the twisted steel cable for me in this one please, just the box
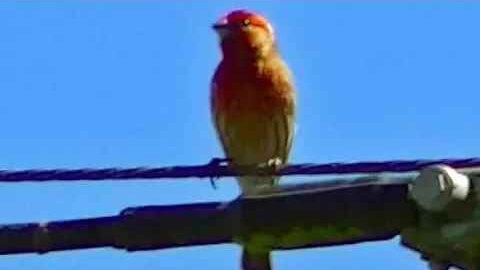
[0,157,477,182]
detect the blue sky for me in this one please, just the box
[0,1,478,269]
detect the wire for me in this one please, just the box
[0,157,478,182]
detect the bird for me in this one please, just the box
[210,9,296,197]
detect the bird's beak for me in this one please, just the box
[212,20,232,40]
[212,22,229,31]
[212,17,232,35]
[212,20,231,32]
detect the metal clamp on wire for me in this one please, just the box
[410,165,470,212]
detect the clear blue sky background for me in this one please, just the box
[0,1,477,269]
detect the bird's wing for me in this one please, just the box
[277,109,295,165]
[210,81,231,157]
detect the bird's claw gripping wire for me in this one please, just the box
[258,157,283,174]
[206,158,231,190]
[263,157,283,187]
[266,157,282,171]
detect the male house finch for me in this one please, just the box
[211,10,296,197]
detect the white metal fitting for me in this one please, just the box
[410,165,470,212]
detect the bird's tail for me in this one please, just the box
[241,247,272,270]
[237,176,279,197]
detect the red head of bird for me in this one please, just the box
[212,10,276,61]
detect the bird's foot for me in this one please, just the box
[267,157,282,167]
[207,157,230,167]
[266,157,283,172]
[257,157,283,188]
[206,157,231,190]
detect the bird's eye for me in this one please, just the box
[242,19,251,26]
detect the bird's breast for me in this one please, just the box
[212,60,293,118]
